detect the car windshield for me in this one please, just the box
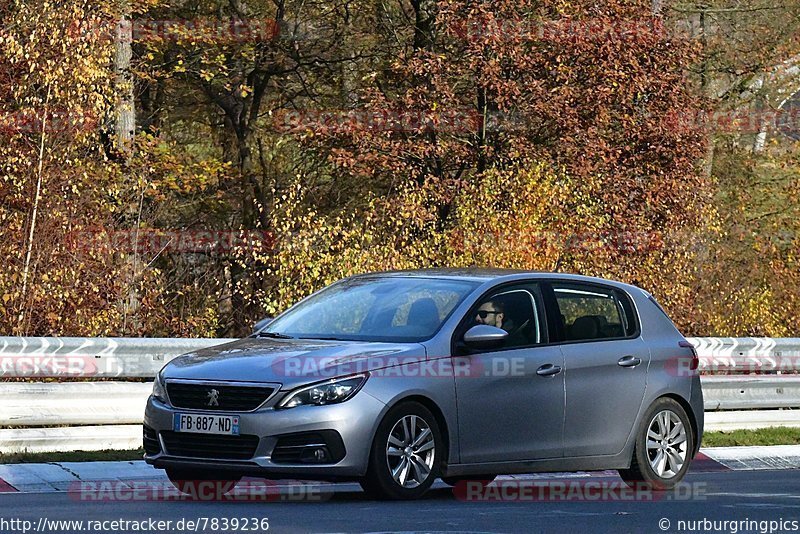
[262,277,479,342]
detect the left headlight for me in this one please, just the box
[278,374,367,409]
[152,371,168,403]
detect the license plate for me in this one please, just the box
[173,413,240,435]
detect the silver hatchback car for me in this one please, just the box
[144,270,703,500]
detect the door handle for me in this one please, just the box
[618,355,642,368]
[536,364,562,376]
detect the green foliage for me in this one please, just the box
[703,427,800,448]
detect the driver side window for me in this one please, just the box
[472,286,544,349]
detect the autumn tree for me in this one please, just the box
[258,0,713,331]
[671,0,800,336]
[0,0,227,336]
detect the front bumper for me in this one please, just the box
[143,388,386,480]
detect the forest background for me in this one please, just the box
[2,0,799,338]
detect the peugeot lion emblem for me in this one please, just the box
[206,388,220,407]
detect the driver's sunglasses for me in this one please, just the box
[476,310,499,319]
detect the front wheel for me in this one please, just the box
[360,401,442,500]
[619,397,693,490]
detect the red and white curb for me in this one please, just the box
[0,446,798,494]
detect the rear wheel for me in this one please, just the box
[360,402,442,500]
[165,468,241,497]
[619,397,693,490]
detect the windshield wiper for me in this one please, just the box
[298,336,351,341]
[252,331,294,339]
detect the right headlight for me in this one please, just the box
[277,374,367,409]
[152,371,168,403]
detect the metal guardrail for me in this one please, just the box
[701,376,800,410]
[0,336,235,378]
[0,426,142,455]
[1,336,799,378]
[1,382,151,426]
[2,377,794,427]
[687,337,800,374]
[0,337,799,453]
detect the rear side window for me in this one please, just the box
[552,283,637,341]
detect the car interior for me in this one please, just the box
[492,290,541,346]
[566,314,625,340]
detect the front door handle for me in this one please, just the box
[536,364,562,376]
[618,355,642,368]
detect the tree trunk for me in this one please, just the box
[698,7,715,177]
[411,0,436,51]
[114,15,135,155]
[17,89,50,334]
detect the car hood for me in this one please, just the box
[161,337,428,389]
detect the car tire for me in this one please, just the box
[619,397,693,490]
[360,401,442,500]
[165,468,241,497]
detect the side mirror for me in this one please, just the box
[252,317,273,334]
[462,324,508,350]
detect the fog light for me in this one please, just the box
[300,446,330,463]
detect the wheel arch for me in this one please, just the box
[660,393,700,458]
[380,394,452,465]
[635,393,699,459]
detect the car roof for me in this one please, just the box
[349,268,647,293]
[352,268,530,281]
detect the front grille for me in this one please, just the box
[271,431,346,464]
[143,425,161,455]
[161,431,259,460]
[166,382,275,411]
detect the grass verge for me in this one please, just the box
[702,427,800,447]
[0,448,144,464]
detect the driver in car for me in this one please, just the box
[474,299,507,329]
[474,297,531,347]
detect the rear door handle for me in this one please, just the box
[536,364,562,376]
[618,355,642,368]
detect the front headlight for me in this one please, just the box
[152,371,168,403]
[277,374,367,409]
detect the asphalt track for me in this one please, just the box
[1,469,799,533]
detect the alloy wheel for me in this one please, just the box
[645,409,688,479]
[385,414,436,488]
